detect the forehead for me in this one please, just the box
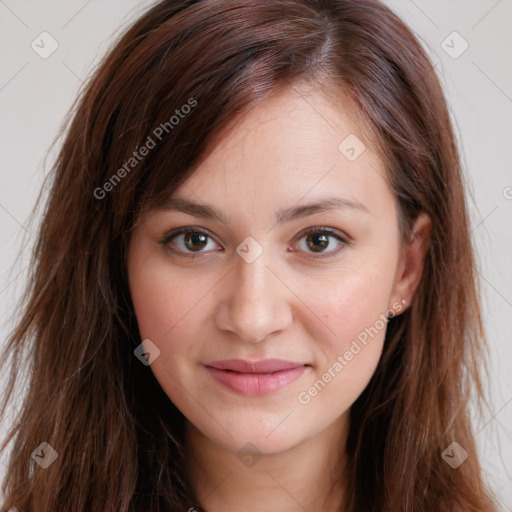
[168,85,394,223]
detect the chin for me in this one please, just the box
[193,413,312,455]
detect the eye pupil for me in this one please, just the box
[306,232,329,252]
[184,232,208,251]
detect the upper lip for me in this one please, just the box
[204,359,309,373]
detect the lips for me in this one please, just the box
[203,359,311,396]
[204,359,307,373]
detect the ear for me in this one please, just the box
[389,212,432,314]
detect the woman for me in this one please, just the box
[0,0,498,510]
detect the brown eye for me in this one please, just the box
[294,227,348,258]
[182,231,209,251]
[159,226,348,260]
[305,232,330,252]
[160,228,221,257]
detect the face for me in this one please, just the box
[127,84,410,455]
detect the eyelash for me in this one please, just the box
[158,226,350,260]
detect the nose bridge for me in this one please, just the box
[236,248,272,303]
[215,243,291,343]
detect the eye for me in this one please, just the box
[291,227,349,259]
[159,227,221,258]
[159,226,350,259]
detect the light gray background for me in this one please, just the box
[0,0,511,509]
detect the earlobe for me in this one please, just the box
[389,212,432,314]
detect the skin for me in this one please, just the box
[126,83,432,512]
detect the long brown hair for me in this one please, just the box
[0,0,497,510]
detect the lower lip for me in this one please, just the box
[204,365,308,396]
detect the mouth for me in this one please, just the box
[203,359,312,396]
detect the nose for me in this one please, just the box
[214,245,293,344]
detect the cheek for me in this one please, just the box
[302,267,393,354]
[127,258,209,417]
[127,251,221,392]
[293,265,394,413]
[127,245,188,379]
[128,246,212,342]
[129,272,179,340]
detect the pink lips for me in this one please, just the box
[203,359,310,396]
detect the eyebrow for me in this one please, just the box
[159,195,369,225]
